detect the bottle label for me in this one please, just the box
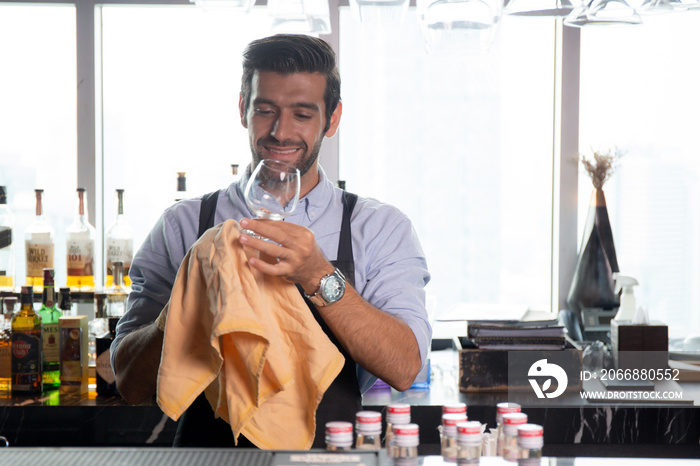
[43,323,60,363]
[26,242,54,277]
[96,349,115,384]
[60,327,83,384]
[66,238,94,276]
[106,238,133,267]
[0,343,11,378]
[11,331,41,374]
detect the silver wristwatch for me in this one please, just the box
[304,268,346,307]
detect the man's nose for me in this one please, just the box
[271,112,293,141]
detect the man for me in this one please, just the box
[111,34,431,448]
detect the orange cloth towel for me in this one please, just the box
[156,219,345,450]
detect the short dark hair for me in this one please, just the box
[241,34,341,133]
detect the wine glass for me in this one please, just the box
[240,159,301,241]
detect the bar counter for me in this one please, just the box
[1,348,699,458]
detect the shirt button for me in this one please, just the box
[309,211,316,218]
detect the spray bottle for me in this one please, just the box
[613,273,639,321]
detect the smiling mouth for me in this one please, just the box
[266,146,299,155]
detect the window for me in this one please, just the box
[339,11,557,317]
[579,13,700,341]
[101,5,275,253]
[0,5,77,288]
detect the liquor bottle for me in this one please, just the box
[95,317,119,397]
[58,287,73,316]
[106,261,129,318]
[0,186,16,292]
[0,297,17,392]
[65,188,96,291]
[11,286,42,394]
[175,171,187,202]
[25,189,54,289]
[38,268,62,389]
[106,189,133,287]
[88,292,108,370]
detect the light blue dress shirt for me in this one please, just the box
[112,166,431,393]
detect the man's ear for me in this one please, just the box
[239,94,248,128]
[324,101,342,138]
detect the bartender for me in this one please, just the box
[111,33,431,448]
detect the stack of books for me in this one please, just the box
[467,319,567,350]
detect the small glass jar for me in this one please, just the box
[517,424,543,460]
[355,410,382,450]
[502,412,528,462]
[385,403,411,457]
[456,420,482,465]
[496,402,521,457]
[325,421,353,452]
[441,413,468,462]
[392,423,419,459]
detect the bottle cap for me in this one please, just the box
[387,403,411,425]
[393,423,419,447]
[59,288,72,311]
[3,296,17,312]
[442,402,467,415]
[503,412,528,436]
[457,421,482,445]
[20,285,34,304]
[355,410,382,435]
[325,421,353,447]
[496,402,521,424]
[442,413,468,437]
[517,424,544,449]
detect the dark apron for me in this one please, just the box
[173,189,362,448]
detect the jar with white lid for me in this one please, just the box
[517,423,543,460]
[325,421,353,452]
[496,402,521,456]
[392,423,419,459]
[502,412,528,462]
[385,403,411,457]
[441,413,468,462]
[456,420,482,464]
[355,410,382,450]
[442,402,467,415]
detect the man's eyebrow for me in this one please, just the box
[253,98,320,112]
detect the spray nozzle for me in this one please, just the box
[613,273,638,294]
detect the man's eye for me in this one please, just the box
[255,108,273,116]
[296,114,312,120]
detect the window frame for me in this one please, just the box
[1,0,580,313]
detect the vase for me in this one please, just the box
[566,188,620,321]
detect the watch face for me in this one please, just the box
[322,274,345,303]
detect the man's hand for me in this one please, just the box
[239,217,334,294]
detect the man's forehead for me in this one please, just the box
[251,70,326,107]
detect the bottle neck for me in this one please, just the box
[35,190,44,218]
[116,190,125,217]
[75,189,88,221]
[42,285,55,307]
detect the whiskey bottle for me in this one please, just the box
[0,186,16,292]
[95,317,119,397]
[65,188,95,291]
[106,189,133,287]
[0,297,17,392]
[25,189,54,289]
[38,268,62,389]
[11,286,42,394]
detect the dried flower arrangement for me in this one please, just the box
[579,147,623,190]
